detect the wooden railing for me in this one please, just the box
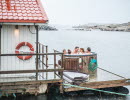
[38,42,48,79]
[0,52,64,82]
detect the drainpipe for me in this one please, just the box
[35,25,39,80]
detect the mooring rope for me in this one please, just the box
[63,84,130,96]
[97,67,126,79]
[82,58,126,79]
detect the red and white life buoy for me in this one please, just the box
[15,42,34,60]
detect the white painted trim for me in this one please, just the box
[0,23,48,26]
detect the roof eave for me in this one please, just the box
[0,22,48,26]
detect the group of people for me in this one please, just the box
[63,46,92,55]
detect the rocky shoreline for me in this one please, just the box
[72,22,130,32]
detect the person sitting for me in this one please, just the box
[79,48,85,54]
[63,49,67,54]
[86,47,92,54]
[72,46,79,54]
[68,49,72,54]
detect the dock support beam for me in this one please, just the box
[35,25,39,80]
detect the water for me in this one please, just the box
[39,31,130,78]
[39,30,130,100]
[1,31,130,100]
[1,94,129,100]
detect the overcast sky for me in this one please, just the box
[41,0,130,25]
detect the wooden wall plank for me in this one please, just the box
[1,25,36,79]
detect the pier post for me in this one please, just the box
[60,53,64,93]
[46,46,48,79]
[54,50,56,79]
[42,45,44,78]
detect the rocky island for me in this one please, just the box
[72,22,130,32]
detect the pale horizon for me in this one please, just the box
[41,0,130,25]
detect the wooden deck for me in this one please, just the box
[0,79,63,86]
[0,79,63,94]
[62,54,130,92]
[64,79,130,92]
[63,67,130,92]
[0,53,130,94]
[0,51,64,95]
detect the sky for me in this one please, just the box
[41,0,130,25]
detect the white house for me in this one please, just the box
[0,0,48,82]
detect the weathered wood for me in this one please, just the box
[0,79,63,86]
[42,45,44,78]
[46,46,48,80]
[37,42,47,47]
[0,68,64,74]
[54,51,56,79]
[64,53,97,57]
[64,58,79,71]
[64,79,130,92]
[63,54,97,79]
[0,53,63,56]
[81,79,130,87]
[1,88,39,94]
[60,54,64,93]
[1,90,25,94]
[26,89,39,93]
[0,85,37,90]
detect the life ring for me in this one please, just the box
[15,42,34,60]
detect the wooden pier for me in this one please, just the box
[0,50,130,96]
[0,52,64,95]
[62,54,130,93]
[0,50,130,95]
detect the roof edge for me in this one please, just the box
[37,0,48,21]
[0,22,48,25]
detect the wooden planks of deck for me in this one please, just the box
[64,79,130,92]
[0,79,63,95]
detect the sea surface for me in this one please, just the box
[1,30,130,100]
[39,30,130,78]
